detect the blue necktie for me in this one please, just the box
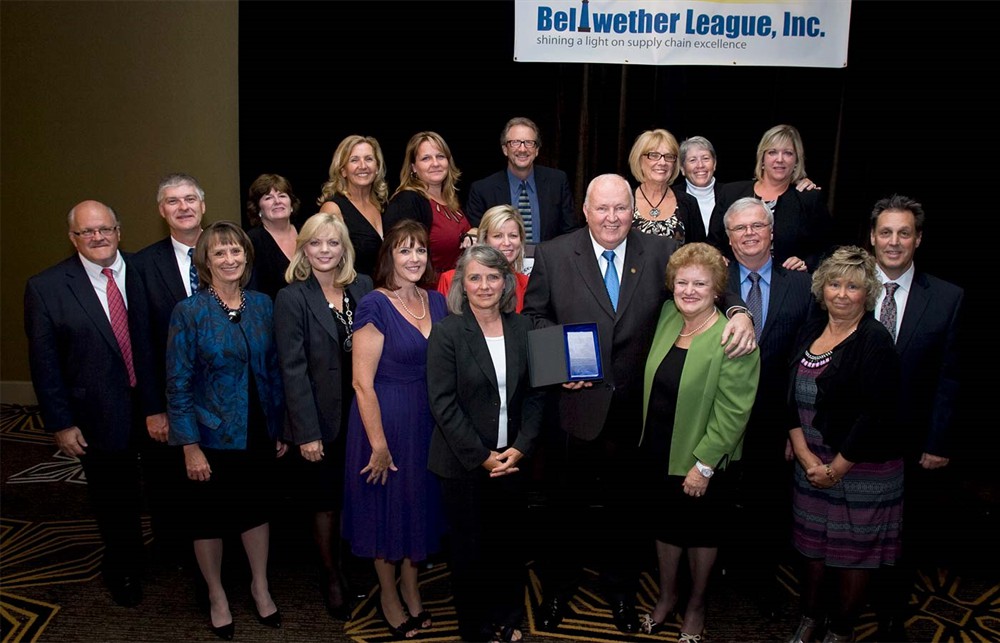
[602,250,619,311]
[188,247,199,295]
[746,271,763,340]
[518,181,534,244]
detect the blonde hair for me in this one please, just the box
[392,131,462,210]
[284,213,357,287]
[754,124,807,184]
[628,129,681,184]
[316,135,388,208]
[477,204,525,272]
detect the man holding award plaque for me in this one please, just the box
[522,174,756,635]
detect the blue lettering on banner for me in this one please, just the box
[536,3,825,40]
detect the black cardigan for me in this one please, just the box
[786,313,903,462]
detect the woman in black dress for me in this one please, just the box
[246,173,300,300]
[318,134,388,277]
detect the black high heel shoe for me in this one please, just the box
[254,606,282,628]
[210,621,235,641]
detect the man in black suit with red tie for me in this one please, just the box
[131,173,206,562]
[869,195,963,641]
[25,200,165,606]
[465,116,579,243]
[522,174,755,635]
[721,197,816,618]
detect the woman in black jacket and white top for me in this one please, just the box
[426,245,544,642]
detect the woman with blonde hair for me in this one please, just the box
[628,128,702,243]
[437,205,530,312]
[274,213,373,620]
[318,135,388,277]
[384,131,470,273]
[709,124,832,271]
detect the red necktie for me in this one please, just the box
[102,268,137,387]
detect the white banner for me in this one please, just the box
[514,0,851,68]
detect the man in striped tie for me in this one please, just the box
[868,195,964,641]
[25,200,162,607]
[465,117,579,244]
[131,173,207,565]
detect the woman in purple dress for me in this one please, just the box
[342,219,446,639]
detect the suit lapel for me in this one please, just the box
[895,272,929,353]
[304,277,340,342]
[463,312,498,388]
[154,238,189,303]
[65,257,120,354]
[574,231,617,319]
[496,175,512,207]
[616,232,646,319]
[501,314,521,403]
[762,267,791,341]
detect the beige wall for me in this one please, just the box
[1,1,240,398]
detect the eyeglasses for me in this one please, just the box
[71,226,120,239]
[727,222,771,234]
[504,139,538,149]
[643,152,677,162]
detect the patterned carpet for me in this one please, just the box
[2,403,998,642]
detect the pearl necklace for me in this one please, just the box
[392,286,426,320]
[678,309,718,337]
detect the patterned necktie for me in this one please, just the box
[602,250,619,311]
[880,282,899,341]
[188,247,199,295]
[102,268,137,386]
[746,271,763,340]
[518,181,534,244]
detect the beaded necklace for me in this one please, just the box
[209,286,246,323]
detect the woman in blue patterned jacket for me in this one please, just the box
[167,221,286,640]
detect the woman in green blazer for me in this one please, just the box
[637,243,760,642]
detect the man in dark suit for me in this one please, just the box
[24,200,165,606]
[869,195,963,640]
[465,116,578,243]
[131,173,205,562]
[522,174,755,634]
[721,197,815,618]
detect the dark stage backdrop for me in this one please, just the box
[239,1,995,465]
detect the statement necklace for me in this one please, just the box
[392,286,427,320]
[639,184,668,218]
[678,309,718,337]
[329,293,354,352]
[209,286,246,323]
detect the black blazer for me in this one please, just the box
[132,236,190,406]
[676,178,728,245]
[465,165,578,241]
[426,306,544,479]
[24,254,160,451]
[729,262,816,455]
[786,314,902,462]
[709,180,834,270]
[273,273,374,444]
[894,271,963,458]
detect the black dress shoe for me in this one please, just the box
[537,595,568,632]
[610,597,639,634]
[876,617,909,642]
[107,575,143,608]
[210,621,235,640]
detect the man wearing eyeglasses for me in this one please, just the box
[465,116,578,244]
[721,197,815,619]
[130,173,206,565]
[24,200,163,607]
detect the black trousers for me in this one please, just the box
[440,472,528,641]
[79,448,146,580]
[536,429,646,601]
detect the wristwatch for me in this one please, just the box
[695,461,715,478]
